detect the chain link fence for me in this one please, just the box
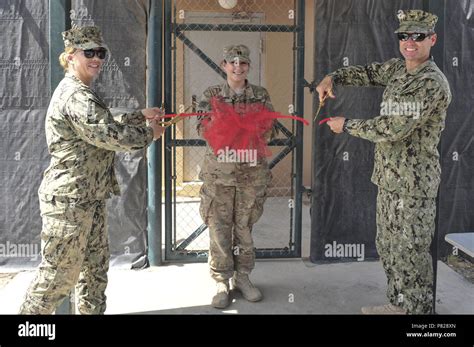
[164,0,303,261]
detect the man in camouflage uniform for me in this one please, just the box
[197,45,275,308]
[317,10,451,314]
[19,26,163,314]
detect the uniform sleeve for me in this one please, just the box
[65,90,154,152]
[196,88,212,136]
[113,110,146,126]
[345,79,451,143]
[328,58,399,87]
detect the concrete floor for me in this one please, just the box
[1,204,472,314]
[1,259,472,314]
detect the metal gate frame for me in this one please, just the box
[163,0,306,262]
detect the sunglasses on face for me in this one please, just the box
[82,48,107,59]
[397,33,432,42]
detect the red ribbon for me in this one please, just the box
[159,112,309,125]
[318,117,331,125]
[157,97,310,158]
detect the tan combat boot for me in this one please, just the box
[211,281,230,309]
[231,273,263,302]
[361,304,407,314]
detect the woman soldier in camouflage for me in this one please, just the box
[197,44,276,309]
[19,26,164,314]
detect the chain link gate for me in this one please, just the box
[163,0,305,261]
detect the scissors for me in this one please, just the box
[313,88,333,123]
[156,102,192,128]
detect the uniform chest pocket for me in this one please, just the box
[86,98,113,124]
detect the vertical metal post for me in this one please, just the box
[293,0,305,257]
[49,0,71,93]
[163,0,173,260]
[49,0,73,314]
[147,0,163,266]
[426,0,446,315]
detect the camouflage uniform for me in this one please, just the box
[197,79,274,282]
[20,26,153,314]
[328,10,451,314]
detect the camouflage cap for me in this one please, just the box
[394,9,438,34]
[62,25,106,50]
[223,44,251,63]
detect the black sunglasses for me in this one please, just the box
[83,48,107,59]
[397,32,432,42]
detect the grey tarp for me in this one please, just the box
[0,0,150,268]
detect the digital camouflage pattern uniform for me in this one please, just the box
[197,79,275,283]
[328,10,451,314]
[20,26,153,315]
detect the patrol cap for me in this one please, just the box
[223,44,251,63]
[62,25,106,50]
[394,9,438,34]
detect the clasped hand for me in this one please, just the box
[142,107,165,140]
[315,76,346,134]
